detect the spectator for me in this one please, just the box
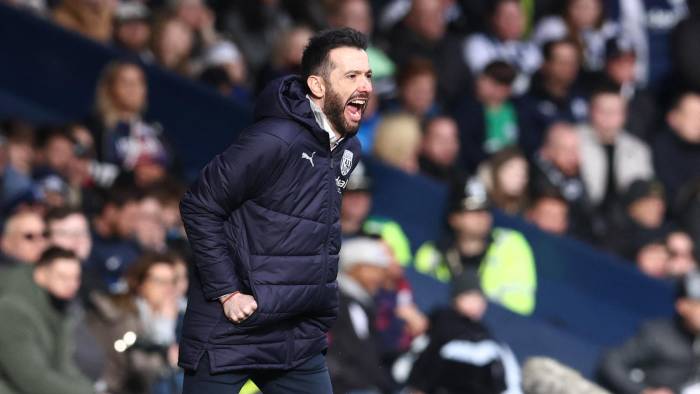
[463,0,542,94]
[45,207,106,384]
[53,0,115,43]
[0,247,94,394]
[219,1,292,76]
[150,14,194,76]
[606,179,672,260]
[578,85,654,211]
[384,0,472,106]
[88,186,142,293]
[453,61,529,172]
[407,268,521,394]
[169,0,218,56]
[672,0,700,91]
[373,113,422,174]
[666,231,698,278]
[418,116,465,185]
[530,122,594,238]
[479,147,530,216]
[600,270,700,393]
[635,241,670,279]
[88,253,180,394]
[532,0,618,72]
[414,178,537,315]
[609,0,688,88]
[133,191,167,253]
[653,91,700,207]
[327,0,396,93]
[524,39,588,153]
[113,1,153,62]
[341,161,412,267]
[526,190,570,236]
[592,37,659,141]
[327,237,395,394]
[0,210,47,266]
[255,25,312,93]
[394,59,439,119]
[2,123,36,210]
[92,61,174,180]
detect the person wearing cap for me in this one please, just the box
[604,179,672,260]
[113,1,153,62]
[341,161,427,367]
[326,237,395,394]
[414,177,537,315]
[452,60,532,173]
[600,270,700,394]
[590,36,658,141]
[406,268,521,394]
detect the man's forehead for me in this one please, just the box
[328,47,370,72]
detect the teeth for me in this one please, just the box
[349,100,366,106]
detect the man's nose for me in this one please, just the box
[358,76,372,94]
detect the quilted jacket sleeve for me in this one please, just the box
[180,128,289,300]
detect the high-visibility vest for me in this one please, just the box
[414,228,537,315]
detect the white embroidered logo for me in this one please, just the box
[301,151,316,167]
[341,150,353,176]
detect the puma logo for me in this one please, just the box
[302,151,316,167]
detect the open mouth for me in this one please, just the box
[345,97,368,123]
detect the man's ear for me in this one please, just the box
[307,75,325,98]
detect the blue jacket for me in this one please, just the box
[179,75,361,373]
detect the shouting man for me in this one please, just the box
[179,28,371,393]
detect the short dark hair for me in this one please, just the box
[301,28,368,82]
[125,252,176,294]
[397,58,436,89]
[481,61,517,86]
[35,246,79,268]
[542,38,579,62]
[669,90,700,112]
[589,81,621,101]
[45,207,85,226]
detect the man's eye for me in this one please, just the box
[348,74,356,79]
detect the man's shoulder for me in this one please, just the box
[246,117,307,147]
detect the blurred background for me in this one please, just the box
[0,0,700,393]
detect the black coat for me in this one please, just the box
[179,75,361,372]
[408,308,507,394]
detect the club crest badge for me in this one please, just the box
[341,149,353,176]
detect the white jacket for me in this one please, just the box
[578,124,654,206]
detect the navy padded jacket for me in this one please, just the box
[178,75,361,372]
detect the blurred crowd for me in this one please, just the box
[1,0,700,393]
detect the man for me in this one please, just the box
[407,269,521,394]
[606,179,672,260]
[179,28,370,393]
[530,122,594,238]
[578,85,654,211]
[45,207,106,383]
[464,0,542,95]
[0,210,47,266]
[600,270,700,394]
[327,237,395,394]
[418,116,465,186]
[653,91,700,206]
[526,190,570,236]
[0,247,94,394]
[87,185,142,293]
[453,61,529,172]
[414,178,537,315]
[525,39,588,150]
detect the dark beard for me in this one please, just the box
[323,85,360,138]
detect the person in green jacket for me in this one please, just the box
[0,247,94,394]
[414,177,538,315]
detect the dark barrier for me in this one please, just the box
[0,3,251,180]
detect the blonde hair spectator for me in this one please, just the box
[372,113,422,174]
